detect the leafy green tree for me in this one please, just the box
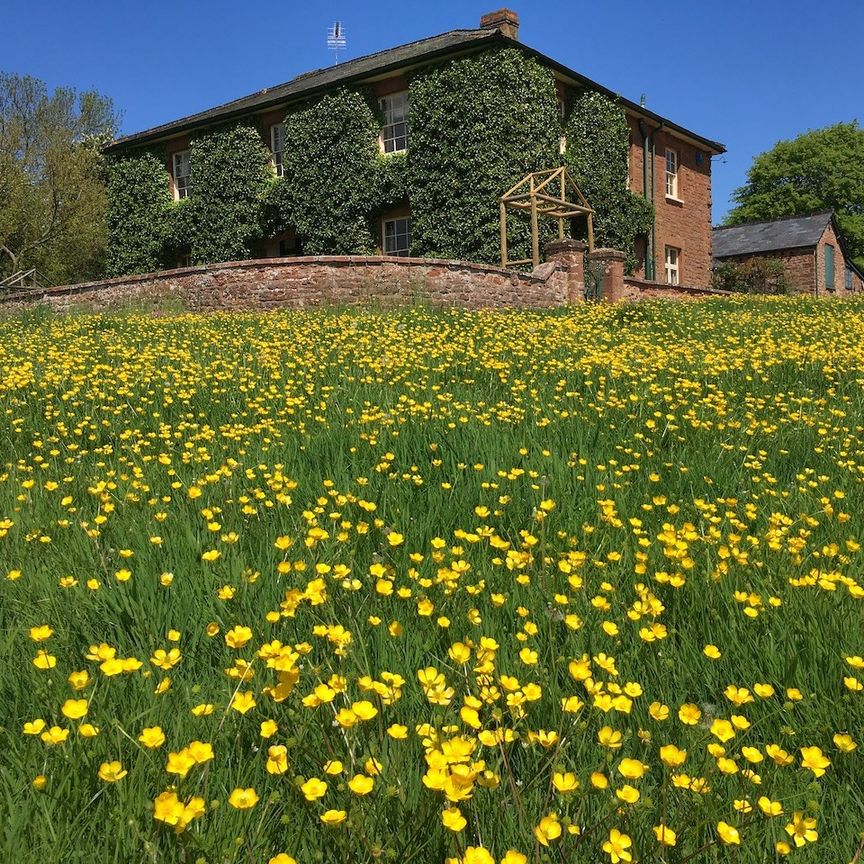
[0,73,118,284]
[726,122,864,269]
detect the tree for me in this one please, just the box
[726,122,864,270]
[0,73,118,285]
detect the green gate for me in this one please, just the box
[585,260,604,301]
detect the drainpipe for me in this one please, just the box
[638,120,656,280]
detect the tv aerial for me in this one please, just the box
[328,21,347,64]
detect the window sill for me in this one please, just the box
[665,195,685,205]
[380,149,408,157]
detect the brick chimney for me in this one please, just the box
[480,9,519,40]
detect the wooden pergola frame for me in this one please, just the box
[499,167,594,268]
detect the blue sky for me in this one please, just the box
[4,0,862,223]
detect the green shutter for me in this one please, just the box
[825,244,835,289]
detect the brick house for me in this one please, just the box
[107,9,724,287]
[713,212,864,295]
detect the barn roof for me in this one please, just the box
[713,212,833,258]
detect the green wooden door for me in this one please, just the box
[825,244,835,290]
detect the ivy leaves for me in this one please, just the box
[407,48,561,265]
[564,93,654,273]
[187,125,273,264]
[107,150,172,275]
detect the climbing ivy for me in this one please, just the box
[106,149,172,275]
[564,92,654,273]
[187,123,273,264]
[106,54,647,275]
[276,90,382,255]
[407,48,561,264]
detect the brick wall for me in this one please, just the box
[623,276,732,301]
[628,119,714,289]
[715,248,816,294]
[0,256,576,314]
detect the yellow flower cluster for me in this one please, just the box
[1,300,862,862]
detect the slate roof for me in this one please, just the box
[713,212,833,258]
[107,29,496,152]
[106,27,725,154]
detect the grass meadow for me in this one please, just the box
[0,298,862,864]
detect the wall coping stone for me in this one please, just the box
[624,276,733,297]
[589,248,628,261]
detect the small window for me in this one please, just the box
[665,148,679,199]
[380,92,408,154]
[270,123,285,177]
[665,246,680,285]
[825,244,835,289]
[172,150,190,200]
[383,217,411,257]
[846,266,854,290]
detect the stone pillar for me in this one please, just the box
[588,248,627,302]
[545,239,587,303]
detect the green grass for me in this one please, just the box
[0,297,862,864]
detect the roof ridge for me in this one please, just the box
[291,28,488,84]
[714,210,833,231]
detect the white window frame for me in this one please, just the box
[383,217,411,257]
[172,150,190,200]
[379,92,408,154]
[665,148,679,199]
[270,123,285,177]
[665,246,680,285]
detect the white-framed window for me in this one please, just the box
[383,217,411,257]
[270,123,285,177]
[172,150,190,200]
[665,148,679,199]
[665,246,680,285]
[379,92,408,154]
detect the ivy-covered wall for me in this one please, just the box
[408,48,561,264]
[187,124,273,264]
[564,92,654,273]
[106,150,172,275]
[273,89,403,255]
[107,50,650,276]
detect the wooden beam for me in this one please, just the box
[531,193,540,268]
[500,200,508,269]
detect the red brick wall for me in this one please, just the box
[624,276,731,301]
[816,224,863,295]
[716,248,816,294]
[627,118,714,289]
[0,256,575,314]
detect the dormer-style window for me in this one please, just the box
[270,123,286,177]
[172,150,190,200]
[380,92,408,154]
